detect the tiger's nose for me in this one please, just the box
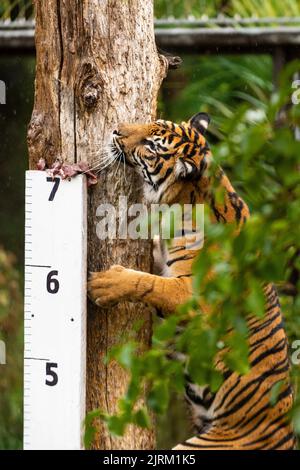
[113,129,121,136]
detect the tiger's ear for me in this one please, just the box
[189,112,210,135]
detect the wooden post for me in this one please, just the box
[28,0,168,449]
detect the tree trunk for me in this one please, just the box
[28,0,168,449]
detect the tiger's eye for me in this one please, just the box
[142,139,156,151]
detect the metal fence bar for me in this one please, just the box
[155,27,300,54]
[1,22,300,54]
[155,17,300,27]
[0,24,34,50]
[0,19,34,29]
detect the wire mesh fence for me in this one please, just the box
[0,0,33,22]
[1,0,300,27]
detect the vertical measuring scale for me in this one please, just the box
[24,171,87,450]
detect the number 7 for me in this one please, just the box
[46,177,60,201]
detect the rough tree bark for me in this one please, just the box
[28,0,168,449]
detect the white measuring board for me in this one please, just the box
[24,170,87,450]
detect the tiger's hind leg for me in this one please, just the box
[172,419,296,451]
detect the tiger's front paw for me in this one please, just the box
[87,265,134,307]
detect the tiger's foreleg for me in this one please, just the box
[87,265,193,315]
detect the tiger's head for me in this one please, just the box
[112,112,211,203]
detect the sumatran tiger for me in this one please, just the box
[88,113,295,450]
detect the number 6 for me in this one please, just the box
[47,270,59,294]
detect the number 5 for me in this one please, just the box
[46,362,58,386]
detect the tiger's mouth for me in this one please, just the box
[112,135,125,160]
[111,133,134,168]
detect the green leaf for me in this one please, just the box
[84,409,102,449]
[225,332,250,375]
[108,342,136,370]
[210,370,224,393]
[270,381,284,407]
[147,381,169,414]
[153,315,180,342]
[106,415,126,437]
[134,408,151,429]
[246,279,265,318]
[292,406,300,435]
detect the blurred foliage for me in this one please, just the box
[0,248,23,449]
[0,0,33,21]
[1,0,300,22]
[0,56,34,260]
[155,0,226,19]
[85,61,300,447]
[229,0,300,19]
[161,54,273,138]
[0,55,34,449]
[154,0,300,18]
